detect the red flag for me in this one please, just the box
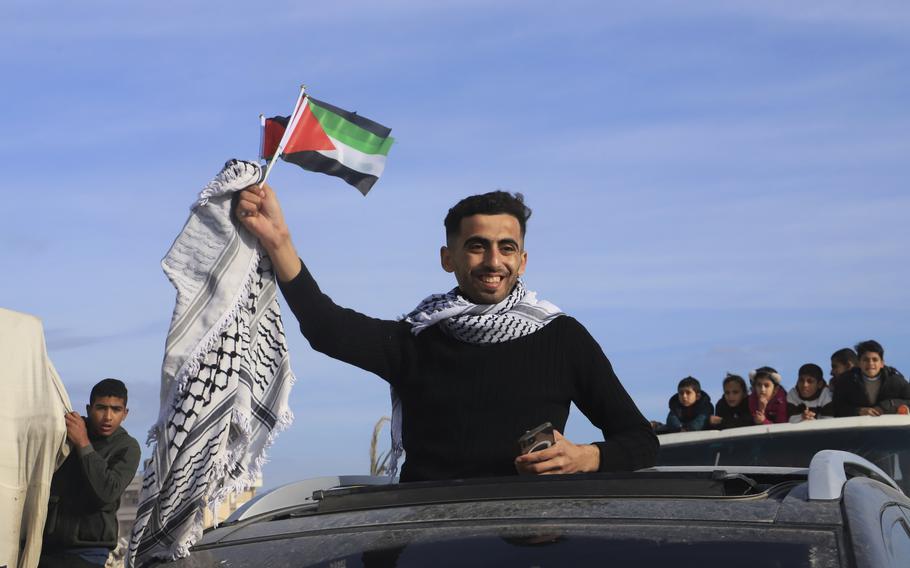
[261,103,334,160]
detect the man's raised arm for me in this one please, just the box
[235,183,302,283]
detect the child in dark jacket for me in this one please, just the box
[710,373,753,429]
[787,363,833,422]
[655,376,714,433]
[748,366,788,424]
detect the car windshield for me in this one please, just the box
[657,426,910,494]
[185,524,841,567]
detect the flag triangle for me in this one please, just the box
[284,102,336,154]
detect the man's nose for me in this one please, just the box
[483,247,504,268]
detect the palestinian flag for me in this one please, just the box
[261,97,394,195]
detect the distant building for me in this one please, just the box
[116,475,143,541]
[204,477,263,527]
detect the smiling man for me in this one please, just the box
[236,185,657,482]
[40,379,140,568]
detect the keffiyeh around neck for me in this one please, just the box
[404,280,563,343]
[386,280,563,478]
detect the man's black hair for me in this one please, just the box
[678,376,701,392]
[830,347,858,367]
[90,378,128,406]
[722,373,747,393]
[444,191,532,239]
[798,363,825,384]
[854,340,884,359]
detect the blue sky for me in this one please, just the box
[3,1,909,489]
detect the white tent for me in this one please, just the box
[0,308,72,568]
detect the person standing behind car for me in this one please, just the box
[40,379,140,568]
[748,367,788,425]
[828,347,857,391]
[709,374,752,429]
[786,363,833,422]
[654,376,713,433]
[833,340,910,417]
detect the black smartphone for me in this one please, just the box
[518,422,555,455]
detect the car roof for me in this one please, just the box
[150,450,908,568]
[150,450,909,568]
[657,414,910,446]
[216,451,894,530]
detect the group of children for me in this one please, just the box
[652,339,910,433]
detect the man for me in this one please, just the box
[40,379,141,568]
[236,185,658,481]
[833,340,910,417]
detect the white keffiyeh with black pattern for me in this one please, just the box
[386,280,563,478]
[128,160,296,566]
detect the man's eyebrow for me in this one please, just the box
[462,236,491,246]
[94,403,124,410]
[462,236,520,247]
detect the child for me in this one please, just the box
[829,347,857,391]
[833,340,910,416]
[787,363,833,422]
[748,366,787,424]
[709,373,752,429]
[656,376,714,433]
[42,379,141,566]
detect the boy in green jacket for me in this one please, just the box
[39,379,141,567]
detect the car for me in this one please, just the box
[149,448,910,568]
[655,415,910,495]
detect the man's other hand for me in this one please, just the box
[64,411,90,448]
[234,183,301,282]
[858,406,883,416]
[514,430,600,475]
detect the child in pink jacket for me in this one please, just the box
[748,366,788,424]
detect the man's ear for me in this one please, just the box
[440,245,454,273]
[86,404,91,415]
[123,407,129,420]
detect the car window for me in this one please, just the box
[657,427,910,495]
[882,506,910,568]
[192,524,842,567]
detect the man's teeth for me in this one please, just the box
[480,275,502,283]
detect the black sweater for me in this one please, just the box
[44,423,140,550]
[713,398,753,429]
[279,262,658,482]
[833,366,910,416]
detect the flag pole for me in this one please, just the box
[258,113,266,164]
[259,84,308,188]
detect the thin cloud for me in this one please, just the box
[45,321,164,351]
